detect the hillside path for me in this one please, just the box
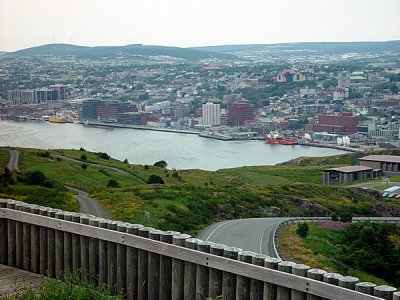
[7,150,19,171]
[54,154,146,183]
[65,186,111,219]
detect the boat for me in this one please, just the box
[48,117,66,123]
[264,131,298,145]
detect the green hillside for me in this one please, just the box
[0,147,399,235]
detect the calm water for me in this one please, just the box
[0,120,347,170]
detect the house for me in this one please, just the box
[323,166,381,185]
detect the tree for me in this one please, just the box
[107,179,120,188]
[154,160,168,168]
[296,222,309,238]
[147,175,165,184]
[26,171,46,186]
[123,158,129,164]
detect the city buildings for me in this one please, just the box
[305,113,359,134]
[202,102,221,126]
[228,102,254,126]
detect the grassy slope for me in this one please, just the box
[278,223,391,285]
[0,147,399,234]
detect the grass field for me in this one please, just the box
[277,223,391,285]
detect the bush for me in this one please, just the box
[154,160,168,168]
[107,179,120,188]
[296,222,309,238]
[339,212,353,223]
[38,151,50,158]
[331,212,339,222]
[144,165,149,170]
[96,152,110,160]
[147,175,165,184]
[79,147,85,151]
[123,158,129,164]
[0,167,14,185]
[80,154,87,161]
[81,164,88,170]
[26,171,47,186]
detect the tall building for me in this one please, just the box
[202,102,221,126]
[228,102,254,126]
[81,99,104,120]
[49,84,67,100]
[7,90,36,105]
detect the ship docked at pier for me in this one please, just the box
[264,131,298,145]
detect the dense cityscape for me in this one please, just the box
[1,42,399,150]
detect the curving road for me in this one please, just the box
[198,218,291,257]
[65,186,111,219]
[7,150,20,171]
[198,217,400,258]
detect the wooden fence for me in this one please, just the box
[0,198,399,300]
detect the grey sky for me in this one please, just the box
[0,0,399,51]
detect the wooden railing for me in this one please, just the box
[1,198,399,300]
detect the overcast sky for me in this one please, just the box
[0,0,399,51]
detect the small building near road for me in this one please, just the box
[359,155,400,173]
[323,166,382,185]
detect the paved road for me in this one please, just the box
[198,218,291,257]
[198,217,400,258]
[65,186,111,219]
[7,150,19,171]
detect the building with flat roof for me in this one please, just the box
[228,102,254,126]
[202,102,220,126]
[359,155,400,173]
[323,166,382,185]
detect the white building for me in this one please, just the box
[202,102,221,126]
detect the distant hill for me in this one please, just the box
[8,43,237,61]
[191,41,400,55]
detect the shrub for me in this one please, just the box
[123,158,128,164]
[147,175,165,184]
[26,171,46,186]
[107,179,120,188]
[331,212,339,222]
[38,151,50,157]
[81,164,88,170]
[144,165,149,170]
[296,222,309,238]
[79,147,86,151]
[339,212,353,223]
[154,160,168,168]
[80,154,87,161]
[96,152,110,160]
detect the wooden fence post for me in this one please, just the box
[14,202,24,269]
[89,217,100,285]
[355,282,376,296]
[393,291,400,300]
[63,212,73,275]
[80,214,90,279]
[98,218,109,286]
[184,238,202,300]
[307,269,327,300]
[291,264,310,300]
[277,261,296,300]
[159,230,179,300]
[196,240,214,300]
[264,257,282,300]
[0,199,8,265]
[22,204,33,272]
[374,285,397,300]
[338,276,359,290]
[6,201,16,267]
[29,205,40,274]
[126,224,144,300]
[116,222,128,296]
[172,233,191,300]
[47,209,57,278]
[71,213,81,274]
[108,221,119,292]
[236,251,256,300]
[138,226,154,300]
[39,207,48,275]
[209,244,227,299]
[148,229,163,300]
[223,246,243,300]
[55,211,65,279]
